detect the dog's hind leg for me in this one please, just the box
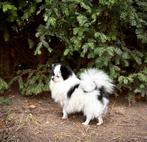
[97,116,103,125]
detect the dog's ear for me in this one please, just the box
[60,64,72,80]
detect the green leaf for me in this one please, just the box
[64,49,70,56]
[35,42,43,55]
[123,78,128,84]
[47,17,56,27]
[2,2,17,12]
[80,2,91,13]
[122,52,130,59]
[0,78,8,93]
[94,32,108,43]
[115,48,122,56]
[77,14,88,26]
[28,39,34,49]
[131,53,142,65]
[140,84,145,89]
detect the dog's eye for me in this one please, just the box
[56,75,60,78]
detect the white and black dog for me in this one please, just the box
[49,63,114,126]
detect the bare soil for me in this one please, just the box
[0,88,147,142]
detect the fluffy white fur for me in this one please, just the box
[49,64,114,126]
[80,68,114,94]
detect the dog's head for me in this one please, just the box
[51,63,73,82]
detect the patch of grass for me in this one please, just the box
[0,97,12,105]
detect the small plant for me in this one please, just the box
[9,64,50,96]
[0,78,8,93]
[0,97,12,105]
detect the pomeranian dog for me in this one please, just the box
[49,63,114,126]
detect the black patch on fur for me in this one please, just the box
[60,64,72,80]
[98,86,109,102]
[67,84,80,98]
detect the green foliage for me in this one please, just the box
[120,0,147,44]
[0,0,42,41]
[0,0,147,102]
[0,78,8,93]
[35,0,147,100]
[9,64,50,96]
[0,97,12,105]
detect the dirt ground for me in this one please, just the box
[0,88,147,142]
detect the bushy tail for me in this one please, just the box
[79,68,114,95]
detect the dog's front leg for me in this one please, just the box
[62,109,68,119]
[82,116,91,126]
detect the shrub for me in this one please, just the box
[0,0,146,102]
[35,0,147,101]
[9,64,50,96]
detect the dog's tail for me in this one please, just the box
[79,68,114,95]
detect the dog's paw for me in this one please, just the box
[62,116,68,119]
[97,117,103,125]
[97,121,103,125]
[82,122,89,126]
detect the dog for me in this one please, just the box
[49,63,114,125]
